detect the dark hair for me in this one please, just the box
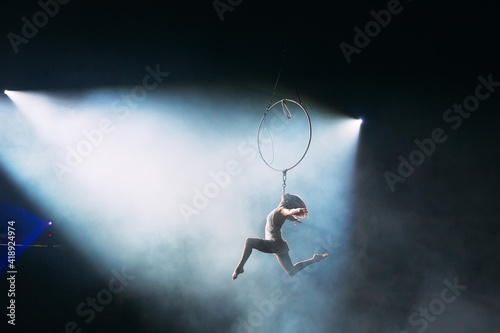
[281,193,306,209]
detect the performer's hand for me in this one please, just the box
[295,208,308,218]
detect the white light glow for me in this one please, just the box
[0,87,362,331]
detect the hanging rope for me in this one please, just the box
[268,64,282,110]
[258,46,311,195]
[282,170,287,196]
[267,47,302,109]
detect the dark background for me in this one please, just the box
[0,0,499,332]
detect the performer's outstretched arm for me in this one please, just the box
[281,207,308,218]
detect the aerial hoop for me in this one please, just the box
[257,98,312,195]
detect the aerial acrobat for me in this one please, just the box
[232,96,329,280]
[232,192,329,279]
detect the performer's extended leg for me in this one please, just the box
[276,252,329,276]
[232,238,272,280]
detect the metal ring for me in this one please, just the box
[257,99,312,172]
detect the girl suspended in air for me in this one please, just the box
[232,193,329,280]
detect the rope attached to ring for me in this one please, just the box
[282,170,287,196]
[257,99,312,193]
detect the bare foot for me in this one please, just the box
[313,253,329,263]
[232,266,244,280]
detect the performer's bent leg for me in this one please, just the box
[232,238,272,280]
[276,252,329,276]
